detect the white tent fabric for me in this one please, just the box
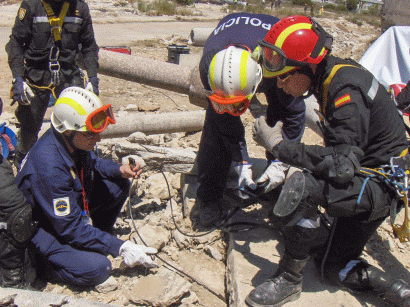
[359,26,410,90]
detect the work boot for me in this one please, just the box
[246,254,308,307]
[339,260,410,307]
[1,267,26,288]
[382,280,410,307]
[197,199,222,227]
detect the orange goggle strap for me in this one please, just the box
[85,104,116,133]
[208,94,248,105]
[209,95,250,116]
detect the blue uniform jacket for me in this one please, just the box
[16,128,124,257]
[198,13,305,162]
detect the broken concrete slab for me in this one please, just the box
[0,288,120,307]
[128,267,191,306]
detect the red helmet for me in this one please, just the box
[260,15,333,77]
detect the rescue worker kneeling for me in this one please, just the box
[0,97,38,288]
[247,15,410,307]
[15,87,157,287]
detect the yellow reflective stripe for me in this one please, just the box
[275,23,311,48]
[263,65,295,78]
[42,0,54,17]
[322,64,356,116]
[209,55,217,91]
[55,97,88,116]
[240,50,248,90]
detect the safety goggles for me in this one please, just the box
[85,104,116,133]
[209,94,250,116]
[258,40,310,73]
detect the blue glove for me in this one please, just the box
[86,76,99,96]
[11,77,25,104]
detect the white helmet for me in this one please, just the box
[51,87,115,133]
[208,46,263,116]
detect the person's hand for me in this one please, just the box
[120,162,143,179]
[255,161,289,193]
[86,76,99,96]
[252,117,283,153]
[232,162,257,190]
[119,240,158,268]
[11,77,33,105]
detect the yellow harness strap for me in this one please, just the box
[321,64,356,116]
[25,80,58,99]
[41,1,70,42]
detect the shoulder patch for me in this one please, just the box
[53,197,71,217]
[75,10,80,17]
[334,94,351,108]
[18,8,26,21]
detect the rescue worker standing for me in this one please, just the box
[6,0,100,168]
[247,16,410,307]
[195,12,306,227]
[16,87,157,287]
[0,98,38,288]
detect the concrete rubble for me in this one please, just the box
[0,11,398,307]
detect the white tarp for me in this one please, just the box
[359,26,410,89]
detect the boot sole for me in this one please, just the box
[245,291,301,307]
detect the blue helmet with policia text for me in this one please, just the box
[207,46,263,116]
[252,15,333,79]
[51,87,115,134]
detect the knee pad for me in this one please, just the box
[273,171,305,218]
[7,204,38,244]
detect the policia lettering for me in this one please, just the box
[213,16,272,36]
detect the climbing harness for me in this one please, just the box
[27,1,71,99]
[359,152,410,242]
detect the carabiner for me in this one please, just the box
[49,46,60,62]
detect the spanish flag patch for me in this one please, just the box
[334,94,351,108]
[18,8,26,21]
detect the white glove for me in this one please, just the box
[119,241,158,268]
[233,162,257,190]
[256,161,289,193]
[252,117,284,153]
[23,82,35,101]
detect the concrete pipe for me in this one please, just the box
[101,110,206,138]
[188,28,214,46]
[98,49,191,94]
[98,49,323,138]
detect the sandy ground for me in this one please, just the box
[0,1,409,307]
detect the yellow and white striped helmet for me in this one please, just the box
[208,46,263,116]
[51,87,103,133]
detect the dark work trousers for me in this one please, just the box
[196,105,249,202]
[314,216,385,283]
[0,157,33,272]
[281,172,394,269]
[35,175,130,287]
[16,71,84,156]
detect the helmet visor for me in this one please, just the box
[258,40,310,73]
[209,94,250,116]
[85,104,116,133]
